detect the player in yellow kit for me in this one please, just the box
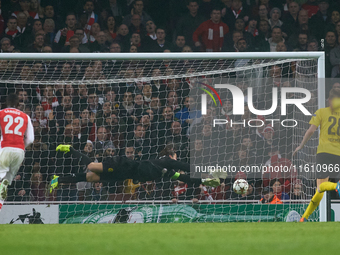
[293,88,340,222]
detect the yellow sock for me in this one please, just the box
[302,190,324,219]
[318,182,337,192]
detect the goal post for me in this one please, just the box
[0,52,327,224]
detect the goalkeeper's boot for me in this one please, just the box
[0,179,9,211]
[336,181,340,198]
[56,144,71,154]
[299,217,307,222]
[49,175,59,193]
[202,178,220,188]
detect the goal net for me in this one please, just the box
[0,52,325,224]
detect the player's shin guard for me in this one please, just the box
[69,147,93,166]
[302,190,324,219]
[318,182,337,192]
[58,173,87,184]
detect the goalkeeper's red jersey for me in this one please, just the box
[0,108,34,150]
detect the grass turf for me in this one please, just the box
[2,223,339,255]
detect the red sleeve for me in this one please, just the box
[192,22,206,43]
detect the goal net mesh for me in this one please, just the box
[0,56,320,223]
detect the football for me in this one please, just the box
[233,179,249,195]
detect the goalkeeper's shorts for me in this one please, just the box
[100,156,138,182]
[315,153,340,179]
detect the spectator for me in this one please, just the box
[108,0,127,18]
[235,37,248,52]
[12,0,37,19]
[245,16,258,37]
[43,5,60,30]
[268,26,284,52]
[307,39,319,51]
[74,27,89,46]
[105,89,119,109]
[4,16,18,40]
[109,42,121,52]
[310,0,331,41]
[105,15,117,40]
[53,13,77,51]
[254,19,270,52]
[125,146,135,160]
[17,89,30,105]
[258,5,269,21]
[270,178,290,201]
[85,182,109,201]
[144,19,157,42]
[89,22,101,43]
[93,126,115,154]
[83,0,98,35]
[150,69,167,100]
[136,181,161,200]
[261,125,279,161]
[40,85,59,117]
[146,27,172,52]
[276,41,287,51]
[259,187,283,204]
[0,38,14,52]
[171,171,200,203]
[282,2,300,38]
[269,7,283,30]
[29,172,46,201]
[115,24,130,51]
[336,21,340,39]
[25,32,45,52]
[89,31,109,52]
[330,43,340,77]
[193,8,229,52]
[122,0,152,27]
[129,14,145,35]
[290,179,306,201]
[223,0,249,30]
[324,31,337,77]
[87,91,102,114]
[325,10,340,32]
[171,35,186,52]
[290,32,308,51]
[128,123,154,159]
[166,91,180,113]
[130,32,142,51]
[176,0,206,48]
[175,96,201,130]
[43,18,56,45]
[119,91,136,119]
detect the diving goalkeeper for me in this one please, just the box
[293,88,340,222]
[50,144,220,192]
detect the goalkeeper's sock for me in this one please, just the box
[171,173,202,186]
[58,173,87,184]
[302,190,324,219]
[69,147,93,166]
[318,182,337,192]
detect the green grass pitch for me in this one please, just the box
[2,223,338,255]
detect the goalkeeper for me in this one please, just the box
[293,88,340,222]
[50,144,220,192]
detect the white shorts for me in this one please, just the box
[0,147,25,185]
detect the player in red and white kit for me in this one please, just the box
[0,94,34,211]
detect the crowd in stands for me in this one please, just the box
[1,0,339,203]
